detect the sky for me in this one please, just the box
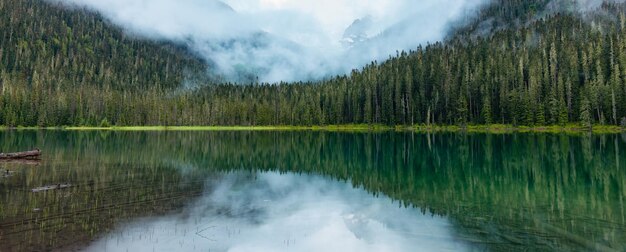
[50,0,486,83]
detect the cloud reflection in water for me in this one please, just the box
[86,172,470,252]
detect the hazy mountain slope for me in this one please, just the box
[0,0,206,91]
[450,0,626,40]
[184,1,626,127]
[1,0,626,128]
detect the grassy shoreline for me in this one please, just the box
[0,124,624,133]
[411,124,625,134]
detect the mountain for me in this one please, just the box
[1,0,208,89]
[188,0,626,127]
[450,0,624,40]
[341,17,375,47]
[1,0,626,128]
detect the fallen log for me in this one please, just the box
[0,149,41,160]
[32,184,72,193]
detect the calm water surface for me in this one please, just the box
[0,131,625,251]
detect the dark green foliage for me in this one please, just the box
[0,0,206,126]
[580,96,592,129]
[2,0,626,127]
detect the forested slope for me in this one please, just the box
[184,1,626,127]
[1,0,626,128]
[0,0,206,126]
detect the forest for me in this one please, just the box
[1,0,626,128]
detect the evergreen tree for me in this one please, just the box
[580,96,592,129]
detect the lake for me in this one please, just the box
[0,131,625,251]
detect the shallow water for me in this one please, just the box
[0,131,625,251]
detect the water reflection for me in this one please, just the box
[0,131,625,251]
[86,172,469,252]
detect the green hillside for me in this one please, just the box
[0,0,206,126]
[1,0,626,128]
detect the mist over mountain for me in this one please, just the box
[48,0,486,83]
[450,0,626,40]
[3,0,626,128]
[341,17,375,47]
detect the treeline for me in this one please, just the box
[2,0,626,127]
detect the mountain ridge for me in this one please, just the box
[1,0,626,128]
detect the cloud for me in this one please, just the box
[49,0,486,83]
[543,0,626,12]
[575,0,625,9]
[85,172,471,252]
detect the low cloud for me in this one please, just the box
[50,0,486,83]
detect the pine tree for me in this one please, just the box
[482,95,493,125]
[457,95,469,127]
[580,96,592,130]
[558,98,568,126]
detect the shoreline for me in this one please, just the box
[0,124,624,133]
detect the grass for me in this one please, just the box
[8,126,65,130]
[62,124,394,132]
[411,124,625,134]
[0,124,624,133]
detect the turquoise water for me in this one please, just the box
[1,131,625,251]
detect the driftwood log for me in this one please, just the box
[32,184,71,193]
[0,149,41,160]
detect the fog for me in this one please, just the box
[85,172,470,252]
[574,0,626,10]
[50,0,485,83]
